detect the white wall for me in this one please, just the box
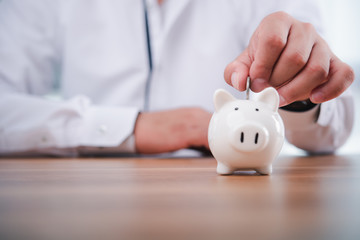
[320,0,360,154]
[319,0,360,65]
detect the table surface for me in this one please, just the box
[0,154,360,240]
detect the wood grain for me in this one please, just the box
[0,155,360,240]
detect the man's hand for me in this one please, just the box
[224,11,354,106]
[134,107,211,154]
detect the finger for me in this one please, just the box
[224,48,252,91]
[249,12,292,85]
[269,22,315,87]
[277,41,330,106]
[310,57,354,103]
[250,77,271,93]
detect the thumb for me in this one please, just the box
[224,48,252,91]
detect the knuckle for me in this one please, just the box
[264,33,286,50]
[251,61,272,78]
[302,22,316,33]
[271,11,291,22]
[343,64,355,84]
[288,50,308,68]
[308,63,329,79]
[253,60,272,72]
[313,63,354,102]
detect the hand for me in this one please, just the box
[134,107,211,154]
[224,11,354,106]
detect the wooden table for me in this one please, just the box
[0,154,360,240]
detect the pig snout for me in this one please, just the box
[230,123,269,152]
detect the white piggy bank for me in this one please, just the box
[208,88,284,175]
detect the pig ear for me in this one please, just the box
[213,89,236,112]
[256,87,279,112]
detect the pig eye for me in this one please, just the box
[255,108,259,111]
[234,107,239,111]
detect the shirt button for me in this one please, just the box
[98,124,108,135]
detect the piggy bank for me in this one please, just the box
[208,88,284,175]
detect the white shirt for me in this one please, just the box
[0,0,354,156]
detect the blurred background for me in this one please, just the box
[283,0,360,155]
[320,0,360,154]
[0,0,357,155]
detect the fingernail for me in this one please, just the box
[279,95,287,107]
[311,91,324,103]
[231,72,239,89]
[251,78,268,92]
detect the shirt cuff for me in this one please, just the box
[77,105,139,149]
[316,100,336,127]
[77,134,136,155]
[279,104,321,131]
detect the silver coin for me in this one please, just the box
[246,76,251,100]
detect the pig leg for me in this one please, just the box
[256,165,272,175]
[216,162,234,175]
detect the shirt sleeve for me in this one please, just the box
[0,0,139,155]
[279,90,354,154]
[0,93,139,155]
